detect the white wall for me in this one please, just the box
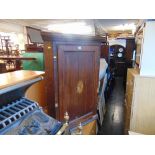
[140,21,155,76]
[0,21,27,50]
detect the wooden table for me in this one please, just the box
[0,56,36,70]
[0,70,45,90]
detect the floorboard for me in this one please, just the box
[98,77,125,135]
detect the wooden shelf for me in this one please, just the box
[0,56,36,60]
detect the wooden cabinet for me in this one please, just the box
[125,68,155,134]
[42,33,106,121]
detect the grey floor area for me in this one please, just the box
[98,77,125,135]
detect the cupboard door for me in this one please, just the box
[58,45,100,120]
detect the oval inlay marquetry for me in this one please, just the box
[76,80,84,94]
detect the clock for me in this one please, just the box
[119,48,123,52]
[117,53,123,58]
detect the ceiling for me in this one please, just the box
[0,19,140,38]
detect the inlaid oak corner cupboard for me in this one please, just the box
[42,33,107,121]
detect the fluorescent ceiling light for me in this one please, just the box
[47,22,94,35]
[112,23,136,34]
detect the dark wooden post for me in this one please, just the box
[43,41,56,117]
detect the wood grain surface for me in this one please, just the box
[0,70,45,89]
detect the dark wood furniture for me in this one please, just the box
[109,44,126,77]
[0,56,36,61]
[100,42,109,62]
[125,38,136,62]
[42,33,106,121]
[25,26,44,52]
[0,56,36,71]
[0,63,7,73]
[109,39,135,88]
[25,44,44,52]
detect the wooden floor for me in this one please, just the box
[98,77,125,135]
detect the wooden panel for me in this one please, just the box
[43,42,55,117]
[69,113,97,135]
[136,43,141,65]
[101,43,109,62]
[58,45,99,120]
[59,51,79,120]
[135,28,143,66]
[78,51,97,116]
[25,44,43,52]
[125,39,135,61]
[125,68,155,134]
[0,63,6,73]
[82,120,96,135]
[125,68,138,134]
[130,76,155,134]
[25,79,47,113]
[42,32,107,43]
[0,56,36,60]
[125,69,137,106]
[0,70,44,89]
